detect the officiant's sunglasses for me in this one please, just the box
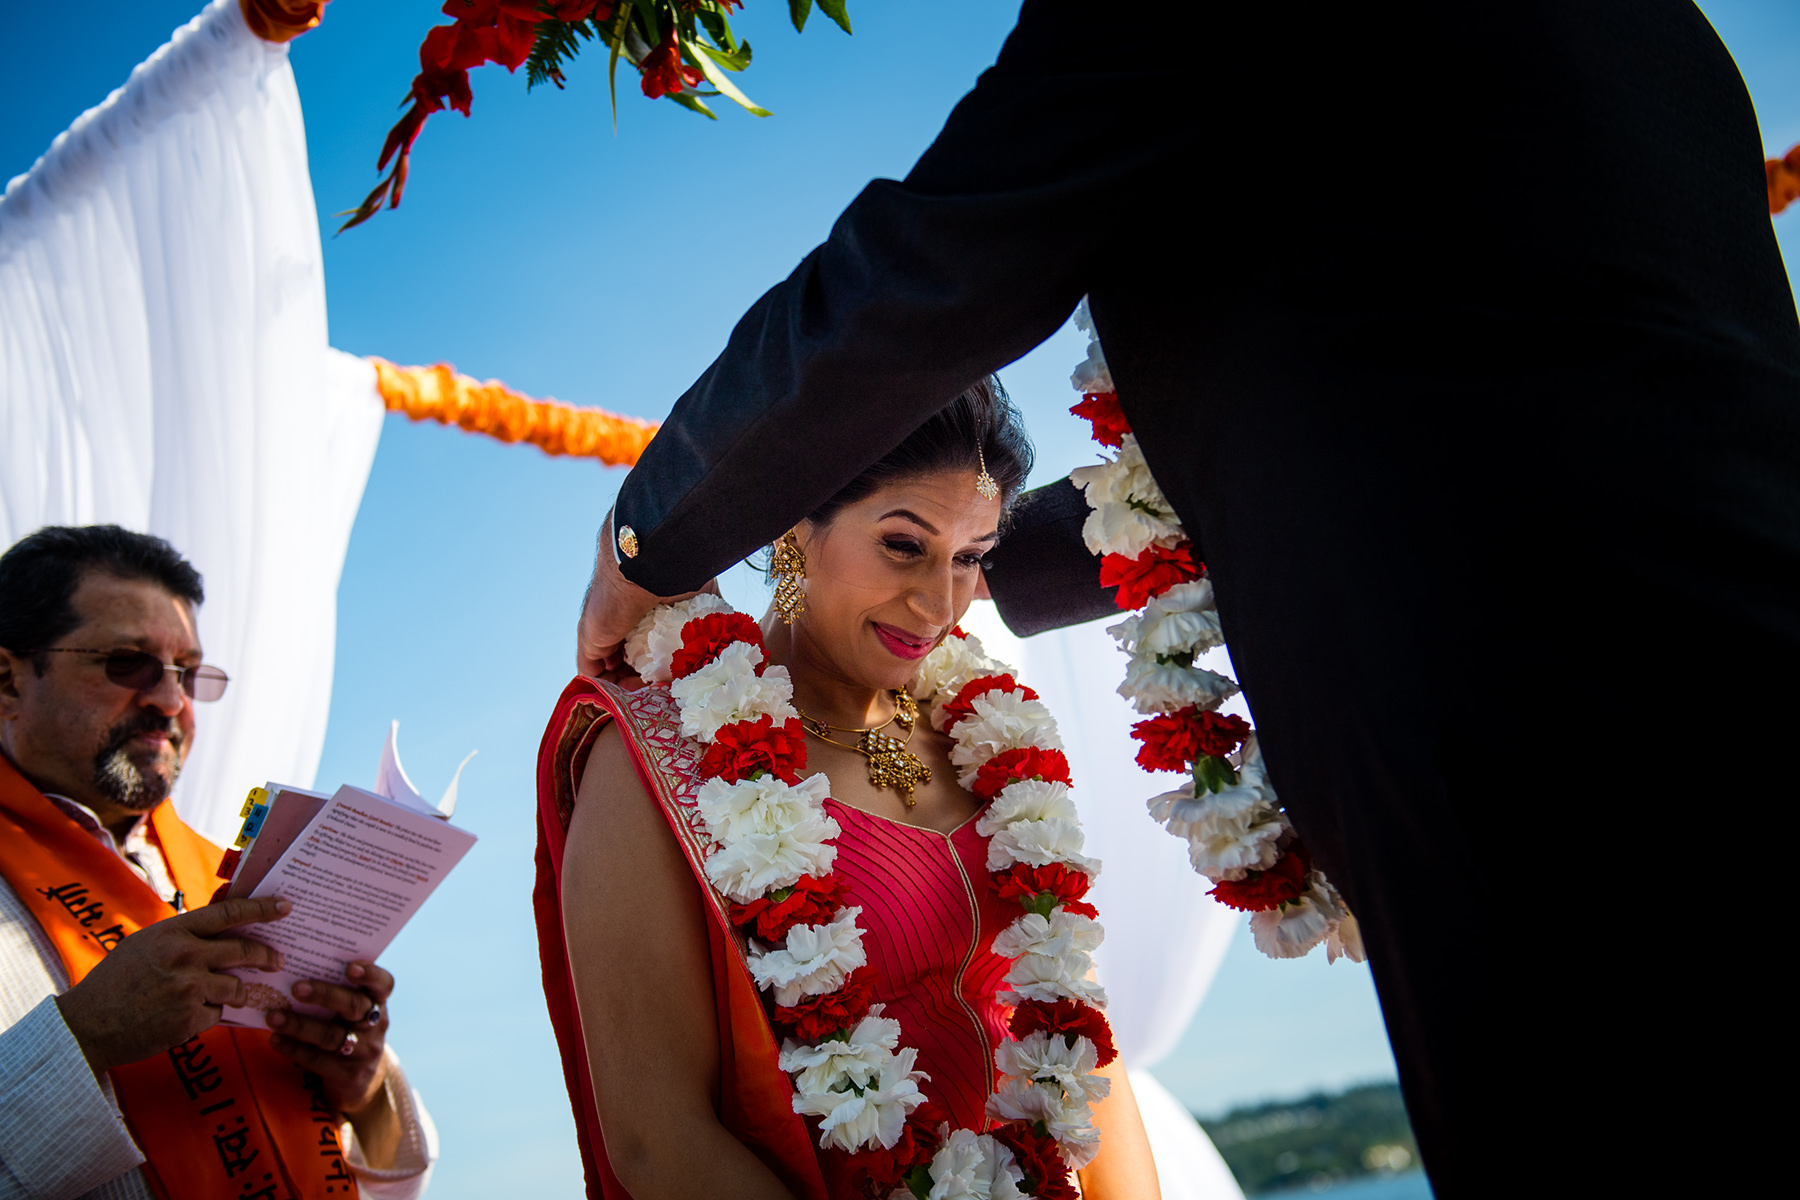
[30,647,230,702]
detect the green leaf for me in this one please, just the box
[816,0,852,34]
[697,37,751,73]
[664,88,717,118]
[904,1166,935,1200]
[1194,754,1240,794]
[692,39,770,115]
[606,3,633,132]
[788,0,812,32]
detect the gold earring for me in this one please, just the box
[771,531,807,623]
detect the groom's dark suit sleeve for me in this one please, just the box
[612,0,1150,607]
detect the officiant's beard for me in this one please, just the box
[91,712,185,812]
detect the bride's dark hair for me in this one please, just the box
[806,376,1034,528]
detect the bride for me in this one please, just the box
[534,380,1159,1199]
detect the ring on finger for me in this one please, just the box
[339,1030,359,1057]
[361,1001,382,1028]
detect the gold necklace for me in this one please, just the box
[797,690,932,806]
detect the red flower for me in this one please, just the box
[991,861,1096,919]
[1100,542,1201,609]
[990,1122,1078,1200]
[1010,997,1118,1068]
[842,1104,944,1195]
[1070,391,1130,448]
[937,674,1037,733]
[1130,708,1251,772]
[697,714,806,784]
[1209,844,1310,912]
[670,612,765,679]
[640,27,705,98]
[729,873,843,944]
[971,746,1072,802]
[771,964,877,1043]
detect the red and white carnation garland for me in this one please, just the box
[625,598,1116,1199]
[1066,302,1364,964]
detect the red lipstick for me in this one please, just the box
[873,622,935,661]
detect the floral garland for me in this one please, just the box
[1065,302,1364,964]
[345,1,852,231]
[624,596,1115,1200]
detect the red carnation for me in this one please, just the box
[937,674,1037,733]
[842,1103,945,1195]
[971,746,1073,802]
[991,861,1096,918]
[697,714,806,784]
[1010,997,1118,1068]
[1100,542,1201,609]
[670,612,765,680]
[1130,708,1251,772]
[1070,391,1130,448]
[728,873,844,944]
[990,1122,1078,1200]
[1209,845,1310,912]
[640,27,705,98]
[771,964,878,1043]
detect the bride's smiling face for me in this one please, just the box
[791,470,1003,693]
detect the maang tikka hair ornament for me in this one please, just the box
[975,441,1000,501]
[771,531,807,623]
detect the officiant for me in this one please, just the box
[571,1,1800,1195]
[0,525,438,1200]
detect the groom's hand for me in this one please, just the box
[576,509,716,682]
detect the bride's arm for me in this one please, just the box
[561,725,798,1200]
[1077,1056,1162,1199]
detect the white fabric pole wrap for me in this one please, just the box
[0,0,383,846]
[959,606,1247,1199]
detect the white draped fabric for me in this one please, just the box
[0,0,383,846]
[960,606,1248,1200]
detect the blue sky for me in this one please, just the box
[7,2,1800,1193]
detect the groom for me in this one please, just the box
[575,2,1800,1193]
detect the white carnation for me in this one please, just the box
[670,644,799,740]
[694,772,831,845]
[704,808,841,902]
[985,817,1099,877]
[986,1069,1107,1171]
[792,1044,928,1153]
[999,944,1107,1008]
[747,907,868,1006]
[780,1006,903,1095]
[1326,911,1366,964]
[925,1129,1025,1200]
[909,632,1005,705]
[993,1031,1110,1106]
[1069,436,1184,558]
[948,691,1062,786]
[1119,657,1240,715]
[1071,298,1114,396]
[622,594,735,683]
[1109,579,1223,660]
[975,779,1077,838]
[991,910,1103,965]
[1250,894,1335,960]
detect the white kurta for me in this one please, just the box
[0,796,437,1200]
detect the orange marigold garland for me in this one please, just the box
[369,358,657,466]
[1066,300,1365,963]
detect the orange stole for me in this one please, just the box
[534,676,829,1200]
[0,754,358,1200]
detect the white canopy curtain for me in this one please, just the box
[963,607,1248,1200]
[0,0,383,846]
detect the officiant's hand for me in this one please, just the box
[266,960,400,1165]
[576,507,717,683]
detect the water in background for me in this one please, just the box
[1268,1171,1434,1200]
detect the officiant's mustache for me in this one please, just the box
[91,710,185,812]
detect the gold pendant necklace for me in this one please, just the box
[798,690,932,806]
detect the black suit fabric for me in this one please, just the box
[615,3,1800,1193]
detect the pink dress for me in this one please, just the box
[536,677,1016,1199]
